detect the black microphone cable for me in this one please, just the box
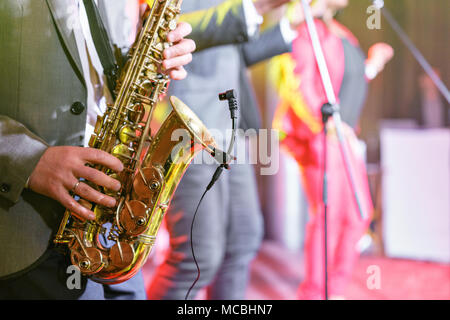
[184,90,238,300]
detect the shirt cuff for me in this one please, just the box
[279,17,298,45]
[242,0,264,37]
[24,176,30,189]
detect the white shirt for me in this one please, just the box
[73,0,109,147]
[242,0,298,44]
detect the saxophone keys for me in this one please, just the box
[152,43,164,57]
[127,103,145,123]
[119,125,137,144]
[88,134,98,148]
[93,205,107,222]
[94,115,103,134]
[111,144,134,162]
[70,247,104,275]
[138,79,155,97]
[109,241,135,270]
[119,200,149,236]
[133,166,164,200]
[168,19,177,31]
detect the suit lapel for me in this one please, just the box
[45,0,84,83]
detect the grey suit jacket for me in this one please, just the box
[0,0,137,279]
[0,0,89,279]
[0,0,289,279]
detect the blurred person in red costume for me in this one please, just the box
[271,0,394,300]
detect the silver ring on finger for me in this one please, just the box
[71,180,81,194]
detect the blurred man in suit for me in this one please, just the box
[146,0,299,300]
[272,0,393,299]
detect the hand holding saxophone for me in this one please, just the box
[163,21,196,80]
[28,21,196,221]
[27,146,124,221]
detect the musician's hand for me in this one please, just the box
[367,42,394,73]
[164,22,196,80]
[27,146,123,221]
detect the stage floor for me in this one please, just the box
[247,241,450,300]
[143,240,450,300]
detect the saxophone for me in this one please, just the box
[54,0,217,284]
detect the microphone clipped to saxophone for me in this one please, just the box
[54,0,224,284]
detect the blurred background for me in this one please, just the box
[139,0,449,300]
[246,0,449,299]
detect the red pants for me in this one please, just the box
[297,126,373,299]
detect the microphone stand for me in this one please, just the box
[185,90,238,300]
[300,0,367,300]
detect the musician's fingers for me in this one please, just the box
[67,180,117,209]
[81,148,124,173]
[75,166,121,192]
[59,189,96,221]
[163,53,192,71]
[167,21,192,43]
[166,66,188,81]
[163,38,196,60]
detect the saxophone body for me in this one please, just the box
[54,0,216,284]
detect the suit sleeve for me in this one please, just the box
[240,23,292,67]
[180,0,250,52]
[0,116,49,203]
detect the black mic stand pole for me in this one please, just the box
[321,102,334,301]
[300,0,368,300]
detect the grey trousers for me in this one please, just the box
[146,159,264,300]
[0,249,147,300]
